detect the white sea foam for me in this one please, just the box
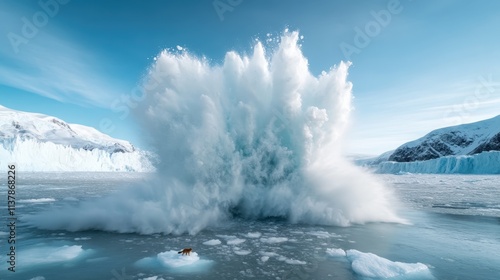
[19,198,56,203]
[74,237,91,241]
[24,30,403,235]
[258,250,305,265]
[307,231,340,238]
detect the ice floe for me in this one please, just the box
[245,232,262,238]
[227,238,246,245]
[326,248,432,278]
[136,250,212,271]
[20,245,86,266]
[347,249,430,278]
[233,248,252,255]
[157,250,200,268]
[326,248,346,257]
[259,251,306,265]
[260,237,288,243]
[203,239,222,246]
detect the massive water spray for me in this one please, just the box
[24,31,404,234]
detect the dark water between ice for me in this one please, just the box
[0,173,499,280]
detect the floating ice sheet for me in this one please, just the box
[260,237,288,243]
[347,249,430,278]
[203,239,222,246]
[17,245,86,267]
[326,248,346,257]
[136,250,212,272]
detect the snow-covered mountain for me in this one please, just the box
[388,115,500,162]
[359,115,500,174]
[0,105,155,172]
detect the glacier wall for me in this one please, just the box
[0,138,155,172]
[377,151,500,174]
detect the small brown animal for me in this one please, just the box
[178,248,192,256]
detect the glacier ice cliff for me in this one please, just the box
[376,151,500,174]
[0,137,155,172]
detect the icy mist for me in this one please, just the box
[25,31,404,234]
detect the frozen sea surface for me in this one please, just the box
[0,173,499,279]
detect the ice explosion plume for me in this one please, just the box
[25,31,404,234]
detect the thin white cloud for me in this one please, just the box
[0,6,124,108]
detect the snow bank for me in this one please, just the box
[377,151,500,174]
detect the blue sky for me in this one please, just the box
[1,0,499,155]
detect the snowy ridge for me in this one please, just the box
[359,115,500,174]
[389,115,500,162]
[0,105,155,172]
